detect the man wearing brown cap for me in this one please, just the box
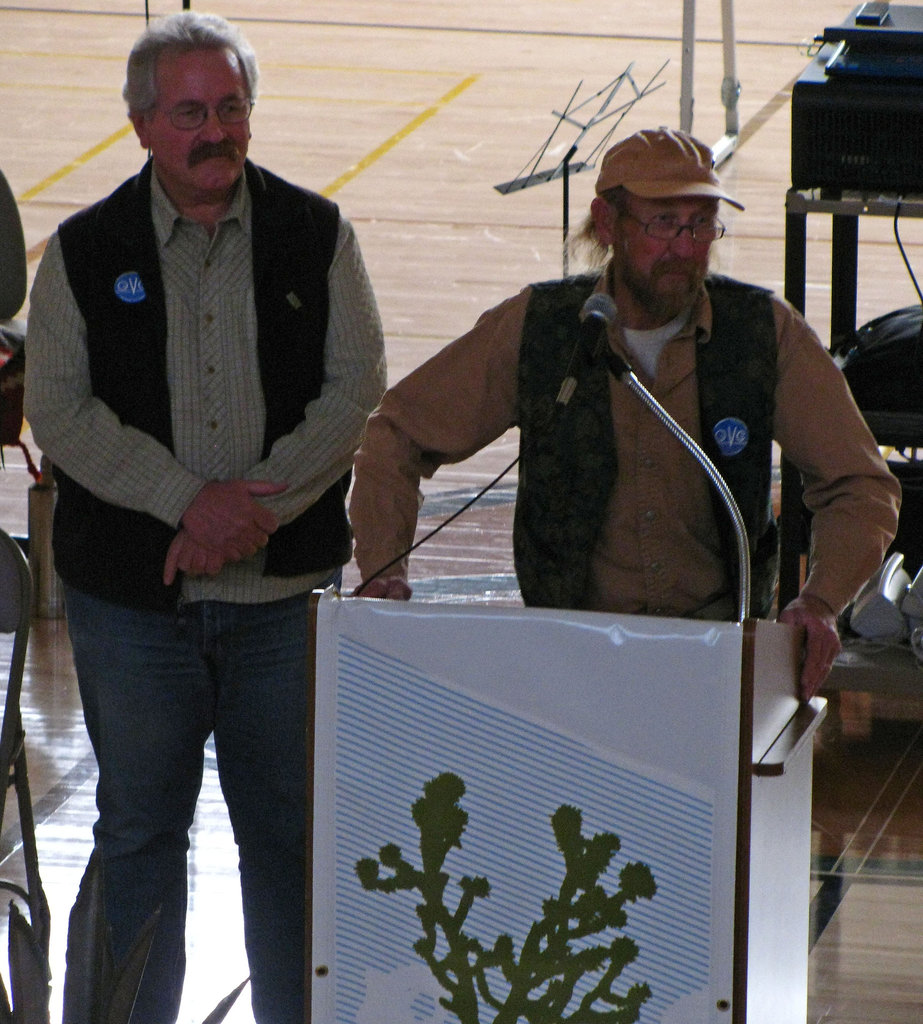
[349,127,900,698]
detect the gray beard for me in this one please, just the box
[613,245,709,324]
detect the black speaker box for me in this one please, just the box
[791,47,923,193]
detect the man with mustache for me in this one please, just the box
[25,11,385,1024]
[349,128,900,701]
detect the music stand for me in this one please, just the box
[494,62,667,275]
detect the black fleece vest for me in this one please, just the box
[55,160,349,610]
[514,273,779,618]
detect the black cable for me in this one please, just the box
[893,200,923,307]
[892,200,923,382]
[353,454,521,595]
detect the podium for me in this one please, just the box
[307,592,825,1024]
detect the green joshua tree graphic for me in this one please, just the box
[356,772,656,1024]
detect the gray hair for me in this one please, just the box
[122,11,259,115]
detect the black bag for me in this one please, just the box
[841,304,923,576]
[841,303,923,419]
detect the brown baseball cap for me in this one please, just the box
[595,127,744,210]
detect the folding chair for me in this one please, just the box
[0,527,50,961]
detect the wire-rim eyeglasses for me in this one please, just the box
[161,97,254,131]
[625,212,726,243]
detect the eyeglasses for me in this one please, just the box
[626,212,726,243]
[162,97,253,131]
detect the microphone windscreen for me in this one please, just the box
[580,292,618,324]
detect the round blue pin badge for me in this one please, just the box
[114,271,146,304]
[713,417,749,457]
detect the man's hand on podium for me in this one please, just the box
[353,575,413,600]
[778,592,841,700]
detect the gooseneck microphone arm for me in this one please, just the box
[586,295,752,623]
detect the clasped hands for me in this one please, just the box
[163,479,287,585]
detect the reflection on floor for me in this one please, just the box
[0,476,921,1023]
[809,690,923,1024]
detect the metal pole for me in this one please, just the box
[562,144,577,277]
[680,0,695,132]
[712,0,741,166]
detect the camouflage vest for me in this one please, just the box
[514,273,779,618]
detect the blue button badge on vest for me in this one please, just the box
[114,271,146,304]
[713,417,749,456]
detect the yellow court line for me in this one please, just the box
[18,123,135,202]
[19,73,477,214]
[322,74,478,197]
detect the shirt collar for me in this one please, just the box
[691,285,713,344]
[150,171,252,246]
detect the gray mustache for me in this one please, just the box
[188,139,241,167]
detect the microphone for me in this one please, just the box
[579,292,618,357]
[558,293,626,405]
[580,293,634,379]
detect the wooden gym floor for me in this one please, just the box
[2,1,923,1021]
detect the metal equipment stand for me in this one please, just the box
[680,0,742,166]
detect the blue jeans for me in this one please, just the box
[64,584,321,1024]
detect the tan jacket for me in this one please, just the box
[350,280,900,617]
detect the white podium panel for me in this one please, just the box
[309,594,820,1024]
